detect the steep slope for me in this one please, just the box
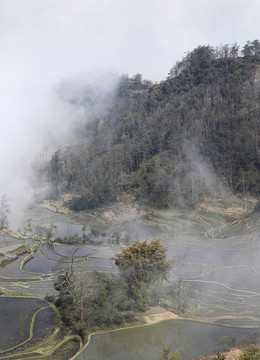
[33,43,260,211]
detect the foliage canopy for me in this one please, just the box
[113,239,172,286]
[33,40,260,210]
[239,345,260,360]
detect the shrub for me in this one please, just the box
[239,345,260,360]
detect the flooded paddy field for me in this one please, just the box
[160,212,260,325]
[1,201,260,359]
[0,297,55,356]
[77,320,260,360]
[76,203,260,360]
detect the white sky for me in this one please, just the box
[0,0,259,208]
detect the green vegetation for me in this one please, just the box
[114,239,172,310]
[32,40,260,211]
[239,345,260,360]
[158,345,180,360]
[26,40,260,356]
[114,239,172,285]
[49,239,172,338]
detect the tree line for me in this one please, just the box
[32,40,260,210]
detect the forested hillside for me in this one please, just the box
[32,40,260,210]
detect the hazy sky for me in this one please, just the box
[0,0,259,208]
[1,0,259,82]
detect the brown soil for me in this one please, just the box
[194,347,243,360]
[143,306,181,324]
[198,204,247,216]
[39,202,71,214]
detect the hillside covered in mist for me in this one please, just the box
[32,41,260,211]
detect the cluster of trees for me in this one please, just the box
[242,40,260,57]
[168,40,260,79]
[49,239,172,337]
[32,40,260,210]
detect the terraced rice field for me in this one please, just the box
[0,202,259,359]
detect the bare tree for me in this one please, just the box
[50,149,62,200]
[154,339,181,360]
[174,255,186,316]
[0,194,10,229]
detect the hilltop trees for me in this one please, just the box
[32,40,260,210]
[242,40,260,57]
[168,45,215,84]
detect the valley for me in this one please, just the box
[0,196,259,359]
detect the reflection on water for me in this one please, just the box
[23,248,56,274]
[54,244,93,257]
[53,220,83,239]
[2,209,260,315]
[1,206,260,359]
[0,254,34,278]
[0,298,55,354]
[77,320,260,360]
[0,235,21,244]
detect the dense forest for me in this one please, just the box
[32,40,260,210]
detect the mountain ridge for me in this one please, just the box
[32,42,260,211]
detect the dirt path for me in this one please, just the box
[143,306,181,324]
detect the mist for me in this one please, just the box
[0,0,259,212]
[0,72,118,214]
[44,72,120,145]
